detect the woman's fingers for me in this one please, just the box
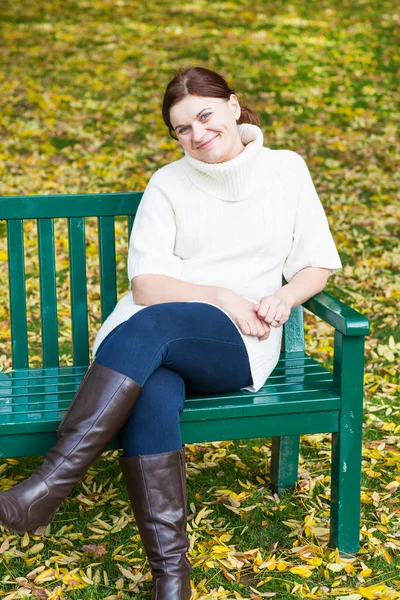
[270,305,287,328]
[252,318,265,338]
[265,301,282,324]
[258,321,270,341]
[257,298,280,324]
[239,316,270,338]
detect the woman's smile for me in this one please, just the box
[197,134,219,150]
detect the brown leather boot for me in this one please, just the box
[0,363,142,535]
[119,447,192,600]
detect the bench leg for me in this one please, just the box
[329,332,364,555]
[329,427,362,555]
[270,435,300,496]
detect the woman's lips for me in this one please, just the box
[198,135,218,149]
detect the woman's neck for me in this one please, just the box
[182,123,267,202]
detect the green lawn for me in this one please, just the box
[0,0,399,598]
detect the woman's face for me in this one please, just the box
[169,94,244,163]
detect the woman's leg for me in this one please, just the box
[94,301,252,456]
[95,301,252,394]
[95,302,252,600]
[121,367,185,456]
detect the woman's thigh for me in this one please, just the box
[95,302,253,394]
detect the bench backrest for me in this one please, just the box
[0,193,304,369]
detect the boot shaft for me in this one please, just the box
[120,448,192,582]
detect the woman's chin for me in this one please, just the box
[198,147,226,164]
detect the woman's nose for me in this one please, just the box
[191,121,207,142]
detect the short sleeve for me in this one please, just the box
[127,177,183,282]
[283,154,342,282]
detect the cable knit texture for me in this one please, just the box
[93,124,342,393]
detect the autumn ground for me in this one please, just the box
[0,0,399,598]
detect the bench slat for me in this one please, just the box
[98,216,117,322]
[0,374,335,407]
[0,193,142,220]
[0,388,340,433]
[0,355,327,385]
[0,355,327,383]
[7,220,29,369]
[181,409,339,444]
[38,219,59,367]
[68,218,89,365]
[128,214,135,237]
[284,305,304,351]
[0,406,340,459]
[0,370,333,399]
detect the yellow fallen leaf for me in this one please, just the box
[34,568,56,583]
[62,572,88,589]
[211,545,230,553]
[27,543,44,555]
[359,584,389,599]
[344,564,356,574]
[327,563,344,572]
[382,550,392,564]
[194,506,213,526]
[308,557,323,567]
[289,566,313,577]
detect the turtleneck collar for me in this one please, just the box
[182,123,266,202]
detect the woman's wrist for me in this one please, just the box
[274,286,297,309]
[214,286,237,309]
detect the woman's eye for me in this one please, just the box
[177,113,211,134]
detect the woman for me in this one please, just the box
[0,67,342,599]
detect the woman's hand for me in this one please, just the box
[218,290,271,341]
[254,293,294,328]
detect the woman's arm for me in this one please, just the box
[276,266,330,308]
[133,274,271,340]
[132,274,231,307]
[255,266,330,327]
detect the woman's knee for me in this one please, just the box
[121,366,185,456]
[131,366,186,417]
[120,303,184,340]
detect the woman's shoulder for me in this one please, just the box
[148,158,186,188]
[264,147,308,170]
[261,148,311,198]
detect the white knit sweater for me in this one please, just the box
[93,124,342,393]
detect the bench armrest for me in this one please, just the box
[302,291,370,337]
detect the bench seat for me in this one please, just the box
[0,352,339,459]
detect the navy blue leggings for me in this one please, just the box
[94,302,253,456]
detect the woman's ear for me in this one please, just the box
[229,93,241,120]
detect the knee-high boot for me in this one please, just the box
[119,447,192,600]
[0,363,142,535]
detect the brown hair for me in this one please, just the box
[162,66,260,140]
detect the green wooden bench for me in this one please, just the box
[0,192,369,554]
